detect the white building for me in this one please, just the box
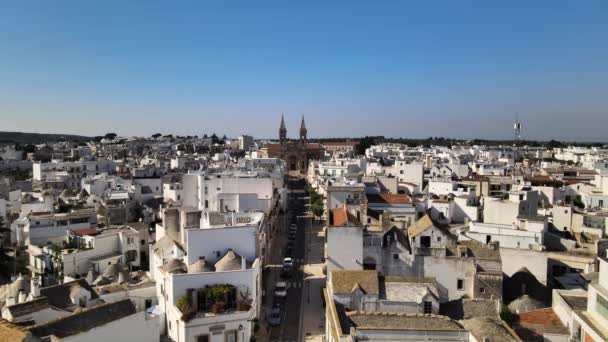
[483,189,540,226]
[181,172,276,215]
[12,209,97,246]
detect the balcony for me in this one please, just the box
[176,284,254,322]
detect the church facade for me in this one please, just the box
[259,115,323,175]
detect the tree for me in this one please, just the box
[203,134,208,139]
[211,133,220,145]
[547,139,563,148]
[15,143,36,154]
[573,196,585,209]
[104,133,117,140]
[355,136,375,156]
[151,133,162,139]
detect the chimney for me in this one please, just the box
[18,290,26,304]
[241,256,247,270]
[118,270,125,284]
[31,278,40,298]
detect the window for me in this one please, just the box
[205,200,209,209]
[457,279,464,291]
[437,236,442,242]
[423,301,432,314]
[145,299,152,309]
[479,287,485,294]
[225,330,237,342]
[197,335,210,342]
[141,239,145,245]
[393,253,399,260]
[598,294,608,319]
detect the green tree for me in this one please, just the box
[151,133,162,139]
[104,133,117,140]
[547,139,563,148]
[355,136,375,156]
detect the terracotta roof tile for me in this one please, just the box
[513,308,568,341]
[367,194,416,204]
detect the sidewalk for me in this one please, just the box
[300,219,326,342]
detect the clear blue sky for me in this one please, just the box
[1,1,607,141]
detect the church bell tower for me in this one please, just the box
[279,114,287,145]
[299,115,307,145]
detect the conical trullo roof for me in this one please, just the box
[160,258,187,274]
[214,250,250,272]
[92,275,111,286]
[78,188,89,200]
[85,266,97,284]
[9,274,30,298]
[508,295,546,314]
[102,263,120,279]
[188,259,215,273]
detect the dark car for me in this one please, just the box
[268,302,282,326]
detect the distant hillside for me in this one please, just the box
[0,131,92,144]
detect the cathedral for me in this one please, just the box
[259,115,323,175]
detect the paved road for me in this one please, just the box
[268,184,307,342]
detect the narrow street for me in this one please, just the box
[256,177,327,342]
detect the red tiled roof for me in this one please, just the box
[264,143,281,150]
[71,228,99,236]
[332,206,348,226]
[306,143,323,149]
[263,143,323,150]
[331,206,359,226]
[513,308,568,341]
[321,141,359,146]
[367,194,416,204]
[526,175,564,185]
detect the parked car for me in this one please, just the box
[268,302,282,326]
[283,257,294,268]
[274,281,287,298]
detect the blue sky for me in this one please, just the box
[1,1,607,140]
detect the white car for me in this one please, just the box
[274,281,287,297]
[283,257,294,268]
